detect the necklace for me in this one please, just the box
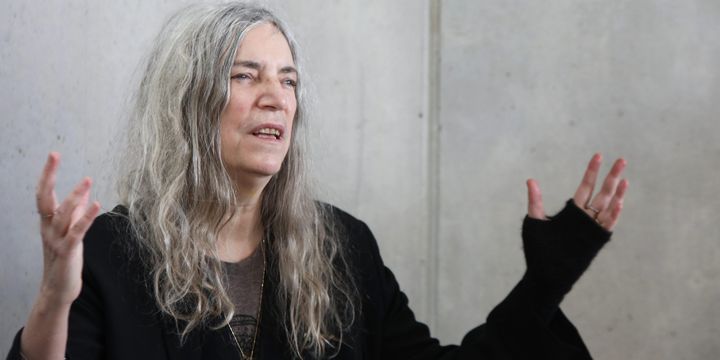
[228,239,266,360]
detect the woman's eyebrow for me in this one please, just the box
[279,66,297,75]
[232,60,261,69]
[232,60,297,75]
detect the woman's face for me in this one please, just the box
[220,22,298,187]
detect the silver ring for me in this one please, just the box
[39,209,58,219]
[585,204,601,217]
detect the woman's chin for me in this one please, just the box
[227,163,283,183]
[252,161,284,177]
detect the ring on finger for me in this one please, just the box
[585,204,601,218]
[38,208,59,219]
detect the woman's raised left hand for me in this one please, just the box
[526,153,628,231]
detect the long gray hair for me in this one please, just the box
[117,2,356,357]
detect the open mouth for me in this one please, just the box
[252,127,282,140]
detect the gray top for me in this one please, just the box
[223,245,264,355]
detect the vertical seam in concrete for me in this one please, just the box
[427,0,442,333]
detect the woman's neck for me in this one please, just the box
[216,194,264,263]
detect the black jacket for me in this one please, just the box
[8,201,609,359]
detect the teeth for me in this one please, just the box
[256,128,280,137]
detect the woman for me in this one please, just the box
[8,2,628,359]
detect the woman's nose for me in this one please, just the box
[257,79,288,111]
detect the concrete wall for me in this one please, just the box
[437,2,720,359]
[1,1,718,358]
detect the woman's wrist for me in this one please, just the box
[20,293,72,360]
[520,199,612,311]
[34,289,74,316]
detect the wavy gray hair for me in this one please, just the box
[116,2,356,357]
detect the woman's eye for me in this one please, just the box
[232,73,252,80]
[284,79,297,88]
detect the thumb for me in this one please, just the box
[526,179,546,220]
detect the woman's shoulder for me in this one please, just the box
[319,202,374,241]
[87,204,131,233]
[320,201,359,225]
[82,205,146,279]
[319,202,384,265]
[84,205,134,248]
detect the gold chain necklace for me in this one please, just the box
[228,239,266,360]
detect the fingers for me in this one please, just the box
[597,179,628,231]
[535,153,629,231]
[36,152,60,223]
[65,201,101,249]
[526,179,547,220]
[588,158,627,213]
[573,153,602,209]
[70,186,90,225]
[51,178,93,237]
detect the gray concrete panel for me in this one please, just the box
[437,1,720,359]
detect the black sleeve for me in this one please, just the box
[352,200,608,359]
[6,329,24,360]
[520,199,611,322]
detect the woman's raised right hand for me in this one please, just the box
[18,153,102,358]
[35,152,101,307]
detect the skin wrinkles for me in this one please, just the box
[220,22,299,201]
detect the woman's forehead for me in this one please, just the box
[234,23,295,67]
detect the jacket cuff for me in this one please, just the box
[553,199,612,239]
